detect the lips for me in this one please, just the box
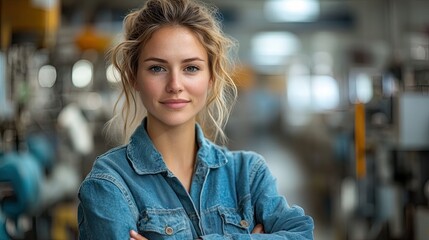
[160,99,191,109]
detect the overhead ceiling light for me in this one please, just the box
[106,64,121,83]
[349,71,374,103]
[38,65,57,88]
[265,0,320,22]
[355,73,373,104]
[72,59,93,88]
[251,31,301,66]
[312,75,339,111]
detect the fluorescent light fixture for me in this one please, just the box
[265,0,320,22]
[72,59,93,88]
[106,64,121,83]
[349,72,374,103]
[251,32,300,66]
[311,75,339,111]
[355,73,373,103]
[38,65,57,88]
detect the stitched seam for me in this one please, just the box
[88,174,139,221]
[249,157,265,187]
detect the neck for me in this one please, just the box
[146,117,197,171]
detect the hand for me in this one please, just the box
[251,224,265,234]
[130,230,148,240]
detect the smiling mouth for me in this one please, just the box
[160,99,191,109]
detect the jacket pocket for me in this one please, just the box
[137,208,193,239]
[218,207,252,235]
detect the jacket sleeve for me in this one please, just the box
[201,156,314,240]
[77,176,138,240]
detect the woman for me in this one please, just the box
[77,0,314,239]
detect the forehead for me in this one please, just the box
[139,26,208,60]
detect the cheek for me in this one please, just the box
[137,76,158,94]
[194,74,212,96]
[140,81,155,94]
[135,79,160,106]
[192,80,210,98]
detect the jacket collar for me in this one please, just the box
[127,119,227,175]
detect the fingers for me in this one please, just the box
[251,223,265,234]
[130,230,148,240]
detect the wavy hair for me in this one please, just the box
[107,0,237,144]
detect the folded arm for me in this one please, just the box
[78,177,138,239]
[201,157,314,240]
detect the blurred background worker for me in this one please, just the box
[1,0,429,239]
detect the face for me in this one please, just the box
[135,26,211,129]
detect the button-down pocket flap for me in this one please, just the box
[218,207,249,230]
[138,208,188,235]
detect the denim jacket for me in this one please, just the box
[78,120,314,239]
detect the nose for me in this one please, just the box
[165,71,183,94]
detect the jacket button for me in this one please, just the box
[240,220,249,228]
[165,226,174,235]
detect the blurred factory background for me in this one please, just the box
[1,0,429,239]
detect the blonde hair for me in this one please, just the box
[107,0,237,144]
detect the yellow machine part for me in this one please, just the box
[0,0,60,49]
[355,102,366,179]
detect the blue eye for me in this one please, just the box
[149,66,166,72]
[185,66,199,72]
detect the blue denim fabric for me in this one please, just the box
[78,120,314,239]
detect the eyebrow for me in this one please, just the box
[143,57,205,63]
